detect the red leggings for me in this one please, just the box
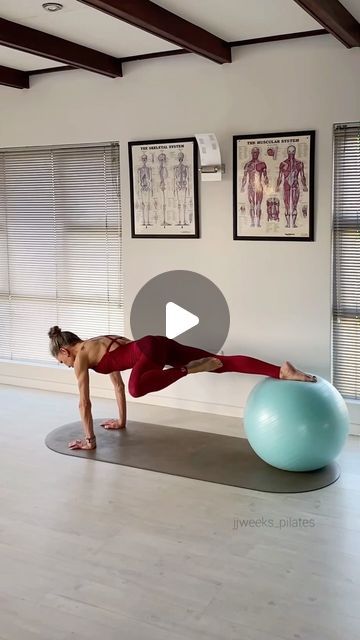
[128,336,280,398]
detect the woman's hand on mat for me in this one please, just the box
[68,437,96,450]
[100,419,126,430]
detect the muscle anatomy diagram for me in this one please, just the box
[275,145,308,229]
[240,147,269,228]
[236,134,312,238]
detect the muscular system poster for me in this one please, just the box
[233,131,315,241]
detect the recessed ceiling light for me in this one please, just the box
[42,2,64,11]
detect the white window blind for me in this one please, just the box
[0,142,123,365]
[333,123,360,399]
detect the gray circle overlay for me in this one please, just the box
[130,270,230,354]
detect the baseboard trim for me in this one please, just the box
[0,373,243,416]
[0,375,358,435]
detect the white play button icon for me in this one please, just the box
[166,302,199,339]
[130,270,230,353]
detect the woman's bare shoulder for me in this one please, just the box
[81,335,133,357]
[105,334,133,344]
[85,334,132,345]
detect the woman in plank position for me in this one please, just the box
[48,327,316,450]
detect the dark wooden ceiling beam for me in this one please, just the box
[77,0,231,64]
[293,0,360,47]
[120,48,188,63]
[0,64,29,89]
[26,28,330,79]
[229,29,327,47]
[0,17,123,77]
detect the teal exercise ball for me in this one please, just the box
[244,377,349,472]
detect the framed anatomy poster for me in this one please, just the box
[129,137,199,238]
[233,130,315,241]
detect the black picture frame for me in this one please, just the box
[128,137,199,238]
[233,130,315,241]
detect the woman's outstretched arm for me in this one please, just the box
[101,372,127,430]
[68,353,96,450]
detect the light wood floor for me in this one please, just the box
[1,384,359,640]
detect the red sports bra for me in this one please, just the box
[92,336,138,374]
[92,335,168,375]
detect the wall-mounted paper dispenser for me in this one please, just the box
[195,133,225,182]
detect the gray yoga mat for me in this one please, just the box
[45,419,340,493]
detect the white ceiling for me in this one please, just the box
[0,45,62,70]
[0,0,359,73]
[157,0,360,36]
[0,0,178,62]
[155,0,320,40]
[341,0,360,21]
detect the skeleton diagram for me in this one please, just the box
[173,151,191,227]
[137,154,153,227]
[158,152,171,228]
[276,145,308,228]
[240,147,269,227]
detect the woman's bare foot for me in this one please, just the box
[68,436,97,450]
[186,357,223,374]
[280,361,317,383]
[100,419,126,430]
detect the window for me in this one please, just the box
[332,123,360,399]
[0,143,123,364]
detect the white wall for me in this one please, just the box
[0,35,359,426]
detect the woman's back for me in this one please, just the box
[85,335,135,374]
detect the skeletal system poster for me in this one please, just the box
[233,131,314,240]
[129,138,199,238]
